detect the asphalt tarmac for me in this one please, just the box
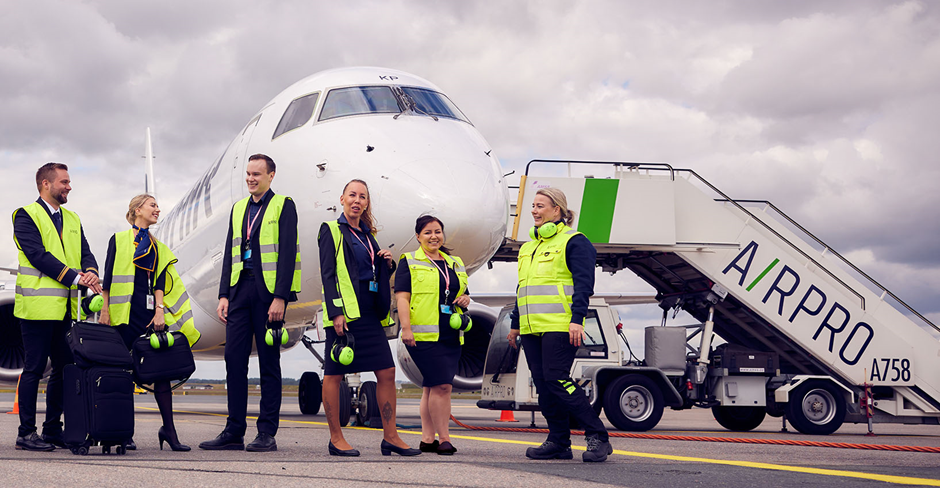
[2,392,939,487]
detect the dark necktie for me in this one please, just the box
[52,212,63,236]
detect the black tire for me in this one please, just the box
[785,380,846,435]
[357,380,380,428]
[103,445,111,454]
[78,446,89,456]
[116,445,126,455]
[338,380,352,427]
[603,374,664,432]
[712,406,766,432]
[298,371,322,415]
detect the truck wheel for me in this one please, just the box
[786,380,846,435]
[604,374,664,432]
[712,406,766,431]
[298,372,322,415]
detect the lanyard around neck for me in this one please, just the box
[349,227,375,276]
[246,204,263,241]
[426,253,452,303]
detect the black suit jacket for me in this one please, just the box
[318,219,394,322]
[13,197,98,287]
[218,190,298,303]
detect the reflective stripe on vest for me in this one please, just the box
[13,203,81,320]
[320,220,392,328]
[516,223,580,334]
[109,229,201,346]
[403,248,468,344]
[229,194,301,294]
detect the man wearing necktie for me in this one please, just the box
[12,162,102,451]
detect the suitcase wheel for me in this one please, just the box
[77,446,89,456]
[116,445,126,455]
[102,445,111,454]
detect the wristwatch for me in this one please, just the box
[156,303,165,310]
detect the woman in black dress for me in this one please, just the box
[99,194,200,452]
[395,215,470,455]
[318,179,419,457]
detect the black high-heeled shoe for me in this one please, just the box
[159,426,191,452]
[419,440,439,453]
[380,439,421,456]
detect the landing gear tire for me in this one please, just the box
[338,380,352,427]
[298,371,322,415]
[712,406,766,432]
[604,374,664,432]
[786,380,846,435]
[356,380,379,427]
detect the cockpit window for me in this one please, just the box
[400,87,470,123]
[319,86,401,121]
[273,92,319,139]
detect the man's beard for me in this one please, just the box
[51,189,68,205]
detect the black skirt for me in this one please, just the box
[406,340,461,387]
[323,283,395,375]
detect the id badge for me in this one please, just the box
[243,249,252,260]
[368,281,379,292]
[440,304,453,314]
[146,294,155,310]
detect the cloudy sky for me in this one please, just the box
[3,0,939,380]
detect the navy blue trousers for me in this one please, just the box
[521,331,608,446]
[224,274,281,437]
[18,315,73,437]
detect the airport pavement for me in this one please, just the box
[2,392,939,487]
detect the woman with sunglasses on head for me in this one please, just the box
[99,194,200,452]
[506,187,611,463]
[395,215,470,455]
[318,179,419,457]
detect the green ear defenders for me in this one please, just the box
[449,310,472,332]
[149,330,175,349]
[330,331,355,365]
[265,322,289,346]
[528,222,558,240]
[81,293,104,315]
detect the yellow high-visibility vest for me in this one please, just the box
[108,229,200,346]
[402,248,468,344]
[320,220,392,328]
[229,194,301,294]
[13,202,82,320]
[516,223,580,335]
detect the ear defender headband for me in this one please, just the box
[265,322,289,346]
[149,330,175,349]
[81,294,104,316]
[529,221,558,240]
[449,308,473,332]
[330,331,355,365]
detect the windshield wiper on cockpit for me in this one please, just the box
[392,87,438,121]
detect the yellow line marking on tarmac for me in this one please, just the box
[143,406,940,486]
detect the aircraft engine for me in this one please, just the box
[0,294,25,382]
[397,302,499,392]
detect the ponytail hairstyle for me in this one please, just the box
[342,179,378,232]
[126,194,155,226]
[535,187,575,226]
[415,214,453,255]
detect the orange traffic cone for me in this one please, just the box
[7,375,21,415]
[495,410,517,422]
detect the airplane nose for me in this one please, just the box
[375,157,507,272]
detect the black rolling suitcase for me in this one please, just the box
[63,364,135,455]
[63,302,136,455]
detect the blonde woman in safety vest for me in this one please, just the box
[395,215,469,455]
[318,179,419,457]
[506,187,612,463]
[99,194,201,452]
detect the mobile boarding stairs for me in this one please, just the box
[489,160,940,432]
